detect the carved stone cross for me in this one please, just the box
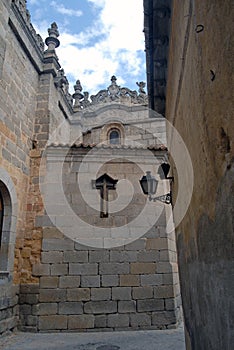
[93,174,118,218]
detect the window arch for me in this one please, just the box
[100,122,125,145]
[109,129,120,145]
[0,169,17,273]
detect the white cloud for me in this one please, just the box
[31,0,145,94]
[51,1,83,17]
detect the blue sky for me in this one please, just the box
[27,0,146,95]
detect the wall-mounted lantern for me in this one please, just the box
[140,163,173,205]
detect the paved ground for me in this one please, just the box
[0,325,185,350]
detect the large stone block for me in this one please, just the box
[101,275,119,287]
[42,239,74,251]
[146,238,168,250]
[33,303,57,315]
[84,301,117,314]
[67,288,90,301]
[132,286,153,300]
[32,263,50,276]
[81,276,100,288]
[40,276,58,289]
[118,300,136,313]
[110,251,137,262]
[130,262,156,274]
[59,276,80,289]
[154,285,175,299]
[50,264,68,276]
[68,315,95,329]
[112,287,131,301]
[89,250,109,262]
[137,299,164,312]
[63,251,88,263]
[130,313,151,327]
[58,302,83,315]
[107,314,129,328]
[41,251,63,263]
[152,311,177,326]
[140,274,163,286]
[69,263,98,275]
[39,315,67,330]
[91,288,111,301]
[99,263,129,275]
[39,289,66,302]
[120,274,140,287]
[137,250,159,262]
[94,315,107,328]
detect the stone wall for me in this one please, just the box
[164,1,233,349]
[19,146,181,332]
[0,0,183,335]
[0,0,72,333]
[0,0,40,333]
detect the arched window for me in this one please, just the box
[109,129,120,145]
[0,180,13,271]
[0,191,3,245]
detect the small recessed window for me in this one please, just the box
[109,129,120,145]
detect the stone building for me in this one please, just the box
[144,0,233,349]
[0,0,181,333]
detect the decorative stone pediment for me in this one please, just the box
[73,76,148,112]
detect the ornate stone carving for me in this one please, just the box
[54,69,73,107]
[12,0,45,52]
[73,76,148,110]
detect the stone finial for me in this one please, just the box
[108,75,120,101]
[136,81,146,94]
[73,80,84,111]
[45,22,60,51]
[74,80,83,94]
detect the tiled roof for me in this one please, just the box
[48,142,167,151]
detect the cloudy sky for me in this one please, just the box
[27,0,146,95]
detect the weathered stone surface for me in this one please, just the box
[130,313,151,328]
[59,276,80,289]
[101,275,119,287]
[84,301,117,314]
[107,314,129,328]
[132,287,153,300]
[69,263,98,275]
[68,315,94,329]
[130,262,156,274]
[67,288,90,301]
[137,299,164,312]
[91,288,111,301]
[41,251,63,264]
[39,289,66,302]
[120,275,140,287]
[118,301,136,313]
[58,302,83,315]
[112,287,131,301]
[40,277,58,289]
[140,274,163,286]
[33,303,57,316]
[99,263,129,275]
[81,276,100,288]
[39,315,67,330]
[50,264,68,276]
